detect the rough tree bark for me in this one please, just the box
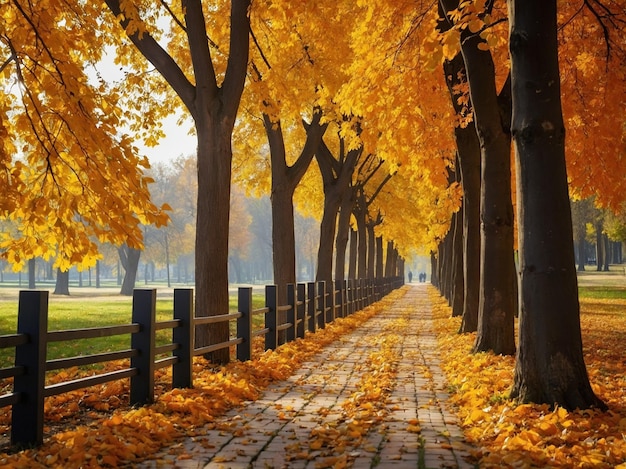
[314,138,361,287]
[267,111,327,298]
[442,51,481,327]
[508,0,607,410]
[451,203,464,317]
[334,189,356,282]
[441,0,516,354]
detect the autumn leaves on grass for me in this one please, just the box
[0,289,406,468]
[429,286,626,469]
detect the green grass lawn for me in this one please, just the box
[0,293,266,370]
[578,286,626,299]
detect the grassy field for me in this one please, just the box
[0,290,266,369]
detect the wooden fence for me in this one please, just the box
[0,276,403,447]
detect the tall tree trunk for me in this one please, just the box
[441,0,516,353]
[316,192,341,286]
[28,258,36,289]
[96,260,101,288]
[384,240,394,278]
[354,194,368,279]
[451,206,464,317]
[375,236,383,279]
[439,216,455,304]
[508,0,606,410]
[267,111,326,302]
[430,251,439,288]
[348,229,358,279]
[603,234,610,271]
[366,223,376,280]
[194,121,232,363]
[54,269,70,295]
[104,0,251,365]
[595,221,603,271]
[119,245,141,296]
[334,190,355,281]
[443,52,481,330]
[315,140,361,286]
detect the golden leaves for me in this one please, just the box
[429,286,626,468]
[1,1,169,271]
[0,290,407,467]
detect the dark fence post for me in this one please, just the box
[130,289,156,405]
[286,284,296,343]
[173,288,193,388]
[317,281,326,329]
[12,290,48,446]
[237,287,253,362]
[296,283,306,339]
[265,285,278,351]
[307,282,316,333]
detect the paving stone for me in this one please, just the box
[134,285,477,469]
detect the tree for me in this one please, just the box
[1,1,167,274]
[441,49,482,324]
[264,111,326,300]
[439,0,516,355]
[228,185,252,284]
[507,0,606,410]
[570,197,596,271]
[245,196,273,282]
[53,268,70,296]
[315,131,362,287]
[102,0,251,364]
[145,158,197,287]
[118,244,141,296]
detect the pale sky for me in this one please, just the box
[95,48,198,165]
[138,113,197,164]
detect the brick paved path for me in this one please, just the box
[137,285,476,469]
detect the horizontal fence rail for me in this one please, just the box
[0,276,403,447]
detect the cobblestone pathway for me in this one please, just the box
[136,285,476,469]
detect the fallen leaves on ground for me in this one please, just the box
[305,313,404,465]
[428,286,626,469]
[0,290,405,468]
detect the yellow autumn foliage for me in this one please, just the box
[429,286,626,468]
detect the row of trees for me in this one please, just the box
[429,0,626,411]
[3,1,626,410]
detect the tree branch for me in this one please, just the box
[222,0,251,117]
[103,0,196,116]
